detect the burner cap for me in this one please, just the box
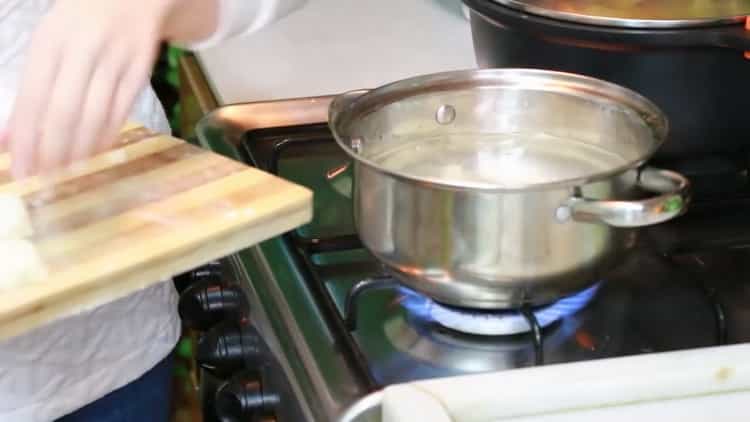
[427,284,600,336]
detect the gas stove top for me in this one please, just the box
[186,98,750,422]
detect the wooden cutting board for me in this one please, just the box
[0,124,313,341]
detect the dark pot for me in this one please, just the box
[462,0,750,165]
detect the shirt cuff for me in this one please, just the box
[182,0,305,51]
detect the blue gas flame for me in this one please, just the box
[398,283,601,335]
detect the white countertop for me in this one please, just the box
[375,343,750,422]
[195,0,477,104]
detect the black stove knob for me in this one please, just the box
[178,282,245,331]
[191,261,223,282]
[174,261,224,293]
[215,371,278,422]
[197,321,264,377]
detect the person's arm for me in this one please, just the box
[2,0,303,179]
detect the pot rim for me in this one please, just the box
[490,0,750,30]
[329,68,669,193]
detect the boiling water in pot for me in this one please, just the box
[368,132,628,188]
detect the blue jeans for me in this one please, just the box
[57,354,173,422]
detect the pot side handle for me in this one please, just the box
[562,167,691,228]
[327,89,370,199]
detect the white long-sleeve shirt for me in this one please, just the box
[0,1,303,420]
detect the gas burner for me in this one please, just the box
[400,284,601,336]
[378,302,586,377]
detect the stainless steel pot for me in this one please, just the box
[328,69,690,309]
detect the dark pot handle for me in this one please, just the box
[709,24,750,52]
[559,167,691,228]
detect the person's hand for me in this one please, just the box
[2,0,218,179]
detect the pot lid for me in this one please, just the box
[492,0,750,28]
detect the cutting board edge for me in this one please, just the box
[0,204,312,342]
[0,176,313,320]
